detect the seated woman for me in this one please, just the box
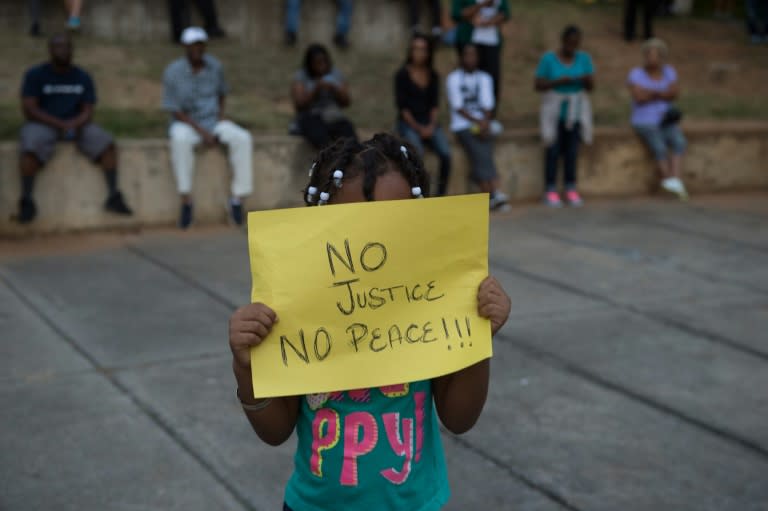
[628,38,688,199]
[292,44,357,150]
[535,25,595,208]
[395,33,452,196]
[446,43,508,211]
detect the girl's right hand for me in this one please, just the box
[229,303,278,370]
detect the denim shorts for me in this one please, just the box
[633,123,687,161]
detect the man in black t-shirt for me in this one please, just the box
[17,34,132,224]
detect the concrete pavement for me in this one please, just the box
[1,194,767,511]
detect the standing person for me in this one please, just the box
[395,34,452,196]
[623,0,660,42]
[16,34,133,224]
[162,27,253,229]
[168,0,226,43]
[628,38,688,199]
[408,0,443,37]
[229,133,512,511]
[64,0,83,31]
[451,0,510,107]
[292,44,357,150]
[447,43,509,210]
[535,25,594,208]
[745,0,768,43]
[284,0,353,48]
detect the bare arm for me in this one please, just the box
[433,276,511,434]
[292,80,320,111]
[401,108,425,132]
[657,81,679,101]
[328,81,351,108]
[229,304,301,446]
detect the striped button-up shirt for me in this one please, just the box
[162,54,229,131]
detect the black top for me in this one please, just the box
[21,63,96,120]
[394,66,439,125]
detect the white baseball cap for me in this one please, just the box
[180,27,208,45]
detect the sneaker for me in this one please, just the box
[565,190,584,207]
[179,203,194,229]
[489,191,509,210]
[228,201,244,227]
[67,16,80,31]
[105,191,133,216]
[284,31,297,47]
[544,191,563,208]
[16,197,37,224]
[333,33,349,49]
[661,177,688,199]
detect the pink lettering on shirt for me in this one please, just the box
[310,408,341,478]
[380,413,414,485]
[340,411,379,486]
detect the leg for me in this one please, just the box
[663,125,687,178]
[17,122,57,223]
[544,123,563,193]
[213,121,254,199]
[457,130,499,193]
[65,0,82,17]
[624,0,637,41]
[169,121,202,203]
[77,123,132,213]
[429,0,442,31]
[193,0,222,32]
[336,0,353,37]
[642,0,658,39]
[168,0,188,42]
[562,123,581,190]
[397,121,426,156]
[426,126,452,196]
[327,118,358,144]
[408,0,420,29]
[481,44,502,108]
[297,113,332,149]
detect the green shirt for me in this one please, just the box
[285,380,450,511]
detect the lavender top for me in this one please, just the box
[627,65,678,126]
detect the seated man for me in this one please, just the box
[162,27,253,229]
[17,34,133,224]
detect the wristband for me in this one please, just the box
[236,388,273,412]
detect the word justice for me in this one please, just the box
[331,278,445,316]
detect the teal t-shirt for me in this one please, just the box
[285,380,450,511]
[535,50,594,119]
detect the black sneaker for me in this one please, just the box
[105,191,133,216]
[333,33,349,49]
[179,203,194,230]
[17,197,37,224]
[228,202,244,227]
[285,31,297,47]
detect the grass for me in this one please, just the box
[0,0,766,139]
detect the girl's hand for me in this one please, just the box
[477,276,511,336]
[229,303,278,370]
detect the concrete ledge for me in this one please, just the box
[1,122,767,235]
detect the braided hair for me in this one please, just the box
[303,133,430,206]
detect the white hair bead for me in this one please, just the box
[400,145,408,157]
[411,186,423,198]
[318,191,331,205]
[333,169,344,188]
[306,186,318,202]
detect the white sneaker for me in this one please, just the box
[489,192,509,210]
[662,177,688,199]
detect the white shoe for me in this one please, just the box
[489,192,509,210]
[662,177,688,199]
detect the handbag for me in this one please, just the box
[661,106,683,126]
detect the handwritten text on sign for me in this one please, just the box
[247,194,491,397]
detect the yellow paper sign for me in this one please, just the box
[247,194,491,398]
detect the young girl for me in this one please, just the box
[228,133,512,511]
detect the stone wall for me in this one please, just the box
[0,0,412,49]
[1,123,766,236]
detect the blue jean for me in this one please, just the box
[285,0,353,36]
[397,120,452,195]
[545,120,581,191]
[633,123,687,161]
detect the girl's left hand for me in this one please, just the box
[477,276,511,336]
